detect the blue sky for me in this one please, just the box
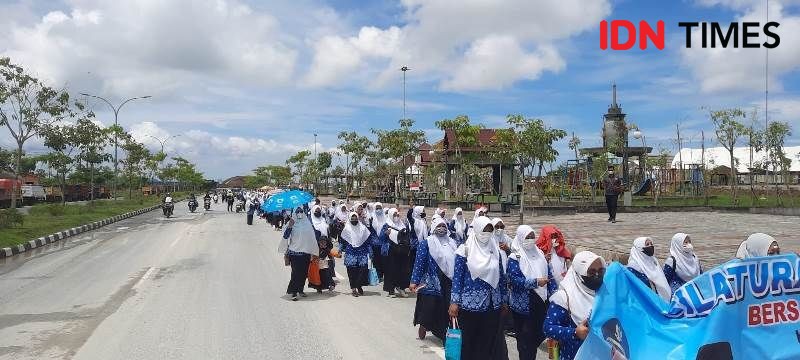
[1,0,798,179]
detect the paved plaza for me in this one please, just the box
[503,210,799,268]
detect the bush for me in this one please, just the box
[44,204,66,216]
[0,208,25,229]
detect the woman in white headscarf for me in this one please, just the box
[410,217,457,342]
[330,203,349,241]
[490,218,512,254]
[449,217,509,360]
[368,202,387,281]
[407,206,429,274]
[467,206,488,239]
[507,225,555,360]
[339,212,372,297]
[626,237,671,301]
[663,233,702,292]
[380,208,412,297]
[736,233,781,259]
[279,207,320,301]
[543,251,606,360]
[448,207,468,245]
[309,205,336,293]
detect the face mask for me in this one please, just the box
[581,274,603,291]
[552,239,559,247]
[350,220,359,226]
[314,212,321,217]
[522,238,536,249]
[494,229,504,236]
[642,245,655,257]
[608,171,614,176]
[457,214,463,219]
[375,207,382,213]
[434,227,448,237]
[420,213,426,218]
[476,232,492,244]
[683,243,694,252]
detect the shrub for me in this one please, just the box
[44,204,66,216]
[0,208,25,229]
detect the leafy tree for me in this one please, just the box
[40,121,79,204]
[286,150,311,188]
[709,108,747,205]
[435,115,482,198]
[764,121,792,205]
[120,134,151,199]
[337,131,373,195]
[0,57,71,208]
[745,110,764,206]
[74,118,111,201]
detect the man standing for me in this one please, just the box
[603,166,622,223]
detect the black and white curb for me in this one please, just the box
[1,202,173,258]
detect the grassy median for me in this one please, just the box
[0,194,182,249]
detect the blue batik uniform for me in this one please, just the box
[543,303,583,360]
[507,258,557,315]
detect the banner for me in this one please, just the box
[577,254,800,360]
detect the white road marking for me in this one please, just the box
[117,227,130,230]
[429,344,445,359]
[133,267,157,290]
[169,236,182,248]
[334,270,346,280]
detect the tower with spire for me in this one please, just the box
[602,82,627,150]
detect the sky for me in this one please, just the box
[0,0,799,180]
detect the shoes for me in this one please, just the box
[357,287,364,295]
[299,292,307,298]
[387,291,396,298]
[612,219,617,223]
[291,293,298,301]
[352,289,359,297]
[418,326,427,340]
[328,285,336,291]
[396,288,407,298]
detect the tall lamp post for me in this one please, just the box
[81,93,151,200]
[314,133,318,194]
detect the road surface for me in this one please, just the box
[0,202,535,360]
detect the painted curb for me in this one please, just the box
[0,200,180,259]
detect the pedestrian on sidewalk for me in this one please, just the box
[508,225,556,360]
[368,202,387,281]
[448,207,467,246]
[410,218,456,342]
[381,208,412,298]
[603,167,622,223]
[449,217,509,360]
[279,207,319,301]
[339,212,372,297]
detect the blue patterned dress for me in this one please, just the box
[543,303,583,360]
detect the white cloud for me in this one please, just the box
[683,0,800,93]
[2,0,298,98]
[305,0,610,91]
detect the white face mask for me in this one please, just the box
[683,243,694,252]
[552,239,559,247]
[476,232,492,244]
[494,228,504,236]
[522,237,536,249]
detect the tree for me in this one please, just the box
[286,150,311,188]
[337,131,373,195]
[763,121,792,205]
[74,118,111,202]
[40,121,79,204]
[435,115,482,198]
[373,120,426,198]
[316,151,332,192]
[172,157,205,191]
[709,108,747,205]
[504,114,566,219]
[745,110,764,206]
[120,134,150,200]
[0,57,71,208]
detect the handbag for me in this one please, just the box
[308,260,321,286]
[444,318,462,360]
[368,259,379,286]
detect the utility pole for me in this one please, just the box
[401,66,410,120]
[314,133,318,193]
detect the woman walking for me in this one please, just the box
[408,206,429,273]
[627,237,672,301]
[339,212,372,297]
[410,218,457,342]
[663,233,702,292]
[543,251,606,360]
[369,202,387,281]
[381,208,412,298]
[448,207,467,245]
[508,225,556,360]
[449,217,509,360]
[279,207,320,301]
[536,225,572,284]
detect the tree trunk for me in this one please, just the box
[11,142,23,209]
[90,163,95,202]
[518,163,525,222]
[729,149,737,205]
[60,174,67,206]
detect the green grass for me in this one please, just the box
[0,194,182,248]
[631,194,800,208]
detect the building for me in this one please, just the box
[672,146,800,185]
[220,176,246,189]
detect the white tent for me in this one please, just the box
[671,146,800,173]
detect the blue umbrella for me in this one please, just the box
[261,190,314,213]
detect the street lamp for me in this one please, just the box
[148,134,180,193]
[81,93,152,200]
[314,133,318,194]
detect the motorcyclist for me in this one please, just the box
[162,192,174,216]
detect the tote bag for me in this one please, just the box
[444,318,462,360]
[368,259,379,286]
[308,260,321,286]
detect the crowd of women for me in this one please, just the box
[273,198,784,360]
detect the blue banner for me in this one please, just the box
[577,253,800,360]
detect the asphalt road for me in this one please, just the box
[0,202,538,360]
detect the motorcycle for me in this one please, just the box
[188,198,198,213]
[204,198,211,211]
[163,202,174,218]
[235,199,245,213]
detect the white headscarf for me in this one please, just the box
[511,225,548,299]
[451,207,466,239]
[335,204,349,223]
[427,218,457,279]
[490,218,511,245]
[311,205,329,237]
[278,208,319,256]
[370,202,387,233]
[736,233,777,259]
[341,212,370,248]
[469,207,488,232]
[668,233,700,282]
[627,237,671,301]
[386,208,406,244]
[455,216,505,288]
[412,206,428,242]
[550,251,604,325]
